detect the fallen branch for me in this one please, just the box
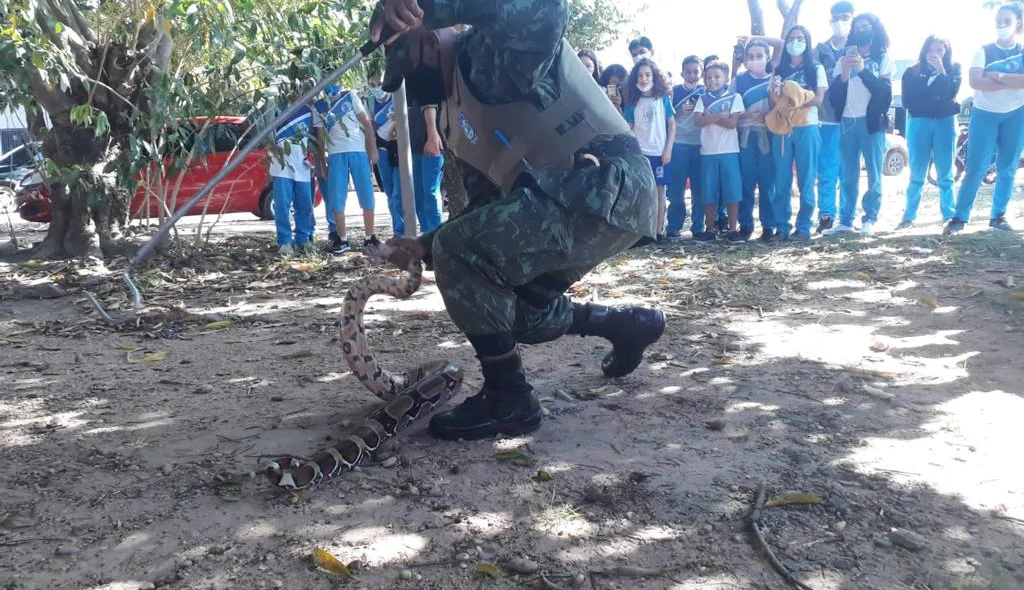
[748,481,815,590]
[0,536,66,547]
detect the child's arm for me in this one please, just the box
[423,106,442,156]
[716,113,740,129]
[662,117,676,165]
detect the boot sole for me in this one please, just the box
[429,411,544,441]
[601,309,667,378]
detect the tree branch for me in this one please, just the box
[26,68,75,124]
[49,0,98,45]
[781,0,805,37]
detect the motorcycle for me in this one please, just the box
[928,124,1024,185]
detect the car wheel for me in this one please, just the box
[884,149,907,176]
[257,186,274,220]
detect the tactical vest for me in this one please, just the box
[439,40,630,193]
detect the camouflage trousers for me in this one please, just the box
[430,186,640,343]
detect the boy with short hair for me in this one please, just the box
[314,85,379,255]
[269,90,315,256]
[693,61,745,242]
[814,1,855,233]
[666,55,705,239]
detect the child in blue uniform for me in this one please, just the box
[946,2,1024,234]
[269,95,315,256]
[666,56,705,239]
[771,26,828,241]
[898,36,961,229]
[694,61,745,242]
[624,58,676,242]
[732,40,777,241]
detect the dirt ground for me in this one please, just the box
[2,182,1024,590]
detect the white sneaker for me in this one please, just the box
[822,223,857,236]
[278,243,294,257]
[861,221,875,236]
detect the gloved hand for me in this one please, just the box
[371,0,425,44]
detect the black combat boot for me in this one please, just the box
[568,303,666,378]
[429,347,543,441]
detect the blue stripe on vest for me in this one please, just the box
[701,92,737,115]
[673,86,705,111]
[373,98,393,128]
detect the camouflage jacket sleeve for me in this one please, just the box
[421,0,568,104]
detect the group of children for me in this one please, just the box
[604,1,1024,244]
[268,77,446,257]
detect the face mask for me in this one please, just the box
[371,87,387,100]
[849,30,872,47]
[746,57,767,74]
[831,19,851,37]
[997,25,1017,42]
[787,41,807,56]
[633,51,650,64]
[638,80,654,93]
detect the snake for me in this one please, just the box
[265,244,464,491]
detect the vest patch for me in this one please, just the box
[458,113,479,144]
[555,112,584,136]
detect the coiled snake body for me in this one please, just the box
[265,245,463,490]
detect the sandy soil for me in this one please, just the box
[2,185,1024,590]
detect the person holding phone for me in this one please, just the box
[666,55,706,239]
[946,2,1024,234]
[600,64,628,114]
[824,13,894,237]
[897,36,961,230]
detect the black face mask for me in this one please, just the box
[406,63,445,106]
[849,30,873,47]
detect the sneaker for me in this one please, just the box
[861,221,876,237]
[758,229,777,242]
[716,219,728,235]
[990,216,1014,231]
[822,223,856,236]
[363,235,381,249]
[295,241,317,255]
[726,230,746,243]
[943,218,966,235]
[329,236,351,255]
[656,234,668,245]
[666,231,683,241]
[816,215,834,234]
[895,220,914,231]
[277,243,294,257]
[790,230,812,243]
[738,228,754,242]
[693,231,718,243]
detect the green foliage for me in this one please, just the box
[565,0,630,51]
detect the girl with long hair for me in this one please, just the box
[624,58,676,241]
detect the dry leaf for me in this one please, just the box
[711,358,734,366]
[116,343,143,352]
[869,342,889,353]
[861,384,895,401]
[607,290,624,298]
[494,451,537,465]
[127,351,168,363]
[477,563,501,578]
[536,470,553,482]
[312,547,354,578]
[854,272,872,281]
[764,492,822,508]
[0,337,28,346]
[917,296,939,310]
[1011,291,1024,302]
[203,320,234,330]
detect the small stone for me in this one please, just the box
[449,464,460,475]
[705,420,727,431]
[399,570,413,581]
[731,534,745,543]
[264,552,277,563]
[138,583,157,590]
[831,521,848,533]
[874,537,893,549]
[456,552,471,562]
[583,484,608,504]
[830,557,854,570]
[55,546,79,557]
[406,485,420,496]
[574,573,587,586]
[888,528,928,552]
[701,523,713,533]
[381,456,398,468]
[192,384,215,395]
[161,464,173,476]
[273,581,283,589]
[505,557,539,575]
[728,484,739,493]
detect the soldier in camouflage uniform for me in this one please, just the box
[371,0,666,441]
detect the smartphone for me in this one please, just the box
[846,46,859,57]
[607,84,619,99]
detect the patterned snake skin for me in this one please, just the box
[265,245,463,490]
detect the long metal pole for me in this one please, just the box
[392,82,418,238]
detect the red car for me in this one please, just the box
[16,116,322,223]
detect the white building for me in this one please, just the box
[0,107,31,154]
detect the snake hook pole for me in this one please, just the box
[85,29,401,325]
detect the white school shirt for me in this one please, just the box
[693,92,745,156]
[313,91,368,154]
[971,44,1024,114]
[833,54,896,118]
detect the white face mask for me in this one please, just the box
[633,51,650,64]
[787,41,807,56]
[997,25,1017,42]
[746,57,767,75]
[832,19,851,37]
[638,80,654,93]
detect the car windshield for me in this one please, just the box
[0,144,31,171]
